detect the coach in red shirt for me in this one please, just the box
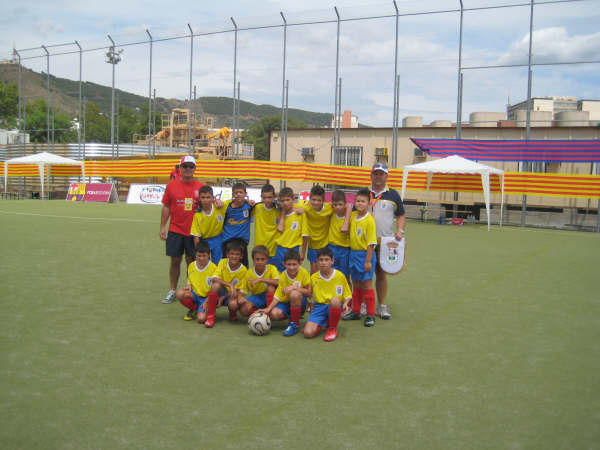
[159,155,204,304]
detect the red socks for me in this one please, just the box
[364,289,376,316]
[290,306,301,325]
[329,306,341,329]
[266,292,274,307]
[205,291,218,327]
[181,296,196,311]
[352,287,363,314]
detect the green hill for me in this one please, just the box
[0,63,332,128]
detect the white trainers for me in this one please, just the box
[162,289,176,304]
[360,303,367,317]
[377,303,392,320]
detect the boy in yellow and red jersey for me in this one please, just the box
[252,184,280,264]
[327,189,352,278]
[259,249,311,337]
[203,240,247,327]
[238,245,280,317]
[304,247,352,342]
[272,187,308,272]
[190,185,227,264]
[343,188,378,327]
[175,240,218,322]
[299,185,333,274]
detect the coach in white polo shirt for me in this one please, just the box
[368,162,406,319]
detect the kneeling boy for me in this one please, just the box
[259,249,311,336]
[175,240,218,321]
[238,245,280,317]
[304,247,352,342]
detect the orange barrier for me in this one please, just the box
[2,159,599,199]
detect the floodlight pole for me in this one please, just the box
[521,0,535,226]
[456,0,464,139]
[13,49,23,157]
[146,29,153,159]
[231,17,238,160]
[75,41,83,159]
[107,35,117,159]
[392,0,399,168]
[280,11,287,189]
[334,6,341,149]
[41,45,50,150]
[188,23,194,155]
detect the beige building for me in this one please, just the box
[269,126,600,227]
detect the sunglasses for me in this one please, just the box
[181,164,195,169]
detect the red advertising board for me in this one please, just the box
[66,183,117,202]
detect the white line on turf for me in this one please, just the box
[0,210,155,223]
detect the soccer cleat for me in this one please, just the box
[364,315,375,327]
[184,309,196,321]
[229,311,238,322]
[360,303,367,316]
[282,322,298,336]
[204,315,215,328]
[342,311,361,321]
[162,290,176,304]
[323,327,338,342]
[377,304,392,320]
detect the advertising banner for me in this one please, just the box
[126,184,166,205]
[66,183,117,202]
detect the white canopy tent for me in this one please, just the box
[400,155,504,230]
[4,152,85,198]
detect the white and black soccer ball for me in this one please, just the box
[248,312,271,336]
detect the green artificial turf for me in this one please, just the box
[1,200,599,449]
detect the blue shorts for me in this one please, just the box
[328,244,350,278]
[205,235,223,264]
[247,292,267,309]
[307,302,332,327]
[274,245,300,272]
[307,247,327,264]
[192,291,207,312]
[349,249,377,282]
[274,296,308,319]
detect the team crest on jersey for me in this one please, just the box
[336,285,343,296]
[217,214,223,222]
[232,278,239,286]
[206,278,212,286]
[291,221,298,231]
[357,227,363,236]
[243,209,249,218]
[293,281,300,287]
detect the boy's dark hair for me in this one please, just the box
[225,239,244,254]
[310,185,325,198]
[261,184,275,195]
[316,247,334,259]
[279,187,294,199]
[283,249,301,263]
[199,185,214,195]
[232,182,247,192]
[356,188,371,200]
[331,189,346,203]
[194,240,211,255]
[252,245,270,259]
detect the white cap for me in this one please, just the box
[180,155,196,166]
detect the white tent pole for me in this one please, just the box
[81,161,85,179]
[500,174,505,227]
[38,163,44,199]
[482,172,490,231]
[401,169,409,200]
[4,162,7,193]
[426,172,433,222]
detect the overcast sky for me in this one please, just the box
[1,0,599,126]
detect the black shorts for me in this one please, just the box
[166,231,195,258]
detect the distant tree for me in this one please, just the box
[23,99,76,143]
[0,81,18,128]
[84,101,110,143]
[242,115,306,160]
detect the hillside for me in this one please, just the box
[0,63,332,128]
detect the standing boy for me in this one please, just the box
[175,240,217,322]
[238,245,280,317]
[327,189,352,278]
[203,240,247,327]
[300,185,333,274]
[259,249,311,336]
[304,247,352,342]
[190,185,227,263]
[221,182,253,267]
[159,155,204,304]
[273,187,308,272]
[252,184,280,262]
[343,188,378,327]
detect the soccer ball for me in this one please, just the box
[248,312,271,336]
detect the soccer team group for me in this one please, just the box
[159,155,406,342]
